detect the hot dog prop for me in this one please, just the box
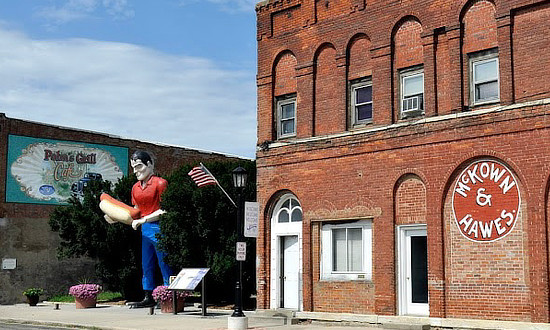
[99,193,140,225]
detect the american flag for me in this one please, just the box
[188,164,217,187]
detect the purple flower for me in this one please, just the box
[69,284,102,300]
[152,285,189,302]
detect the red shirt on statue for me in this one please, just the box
[131,176,167,217]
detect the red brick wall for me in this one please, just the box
[257,103,550,321]
[395,175,426,225]
[274,52,298,97]
[256,0,550,323]
[513,2,550,102]
[394,19,424,70]
[348,36,372,81]
[314,45,343,136]
[462,0,498,54]
[315,0,352,21]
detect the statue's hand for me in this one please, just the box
[132,218,146,230]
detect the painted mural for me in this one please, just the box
[452,159,520,242]
[7,135,128,205]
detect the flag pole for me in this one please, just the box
[200,163,237,208]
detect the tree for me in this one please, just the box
[49,175,143,300]
[159,160,256,305]
[49,159,256,305]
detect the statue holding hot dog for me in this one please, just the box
[101,150,173,308]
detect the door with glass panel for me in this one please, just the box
[398,225,428,316]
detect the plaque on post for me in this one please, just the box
[168,268,209,316]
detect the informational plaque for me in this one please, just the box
[2,258,16,270]
[168,268,209,291]
[244,201,259,238]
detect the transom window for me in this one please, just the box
[276,196,302,223]
[400,68,424,117]
[276,95,297,139]
[321,219,372,281]
[470,50,499,105]
[350,78,373,126]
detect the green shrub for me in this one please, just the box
[23,288,44,296]
[49,176,143,301]
[159,160,256,304]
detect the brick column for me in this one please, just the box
[447,24,463,112]
[336,54,348,131]
[255,188,270,309]
[426,184,445,318]
[496,14,514,106]
[374,186,396,315]
[422,32,437,117]
[529,195,549,322]
[296,62,314,138]
[371,44,393,125]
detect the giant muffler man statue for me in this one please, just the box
[102,150,173,308]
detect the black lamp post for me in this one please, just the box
[231,166,247,318]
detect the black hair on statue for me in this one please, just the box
[131,150,153,165]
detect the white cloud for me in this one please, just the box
[178,0,257,13]
[35,0,134,25]
[0,27,257,158]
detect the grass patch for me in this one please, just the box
[48,291,123,303]
[98,291,123,302]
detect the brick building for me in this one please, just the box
[0,113,242,304]
[255,0,550,323]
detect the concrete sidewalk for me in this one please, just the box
[3,302,550,330]
[0,303,372,330]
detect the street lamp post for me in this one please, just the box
[231,166,247,319]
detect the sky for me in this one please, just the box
[0,0,258,158]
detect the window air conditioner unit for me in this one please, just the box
[402,95,420,112]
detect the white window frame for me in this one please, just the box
[350,78,373,126]
[275,195,302,223]
[400,68,424,118]
[276,95,297,139]
[321,219,372,281]
[470,50,499,106]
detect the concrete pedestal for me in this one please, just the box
[227,316,248,330]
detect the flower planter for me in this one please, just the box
[69,283,101,309]
[26,295,39,306]
[152,285,189,313]
[159,297,185,313]
[75,296,97,309]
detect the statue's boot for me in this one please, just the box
[129,291,155,309]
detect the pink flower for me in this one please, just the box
[69,284,102,300]
[152,286,189,302]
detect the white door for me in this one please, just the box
[280,235,299,309]
[398,226,429,316]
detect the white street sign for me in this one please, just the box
[244,201,259,238]
[236,242,246,261]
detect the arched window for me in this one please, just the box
[275,195,302,223]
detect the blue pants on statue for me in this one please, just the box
[141,222,172,291]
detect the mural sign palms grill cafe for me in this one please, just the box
[452,159,520,242]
